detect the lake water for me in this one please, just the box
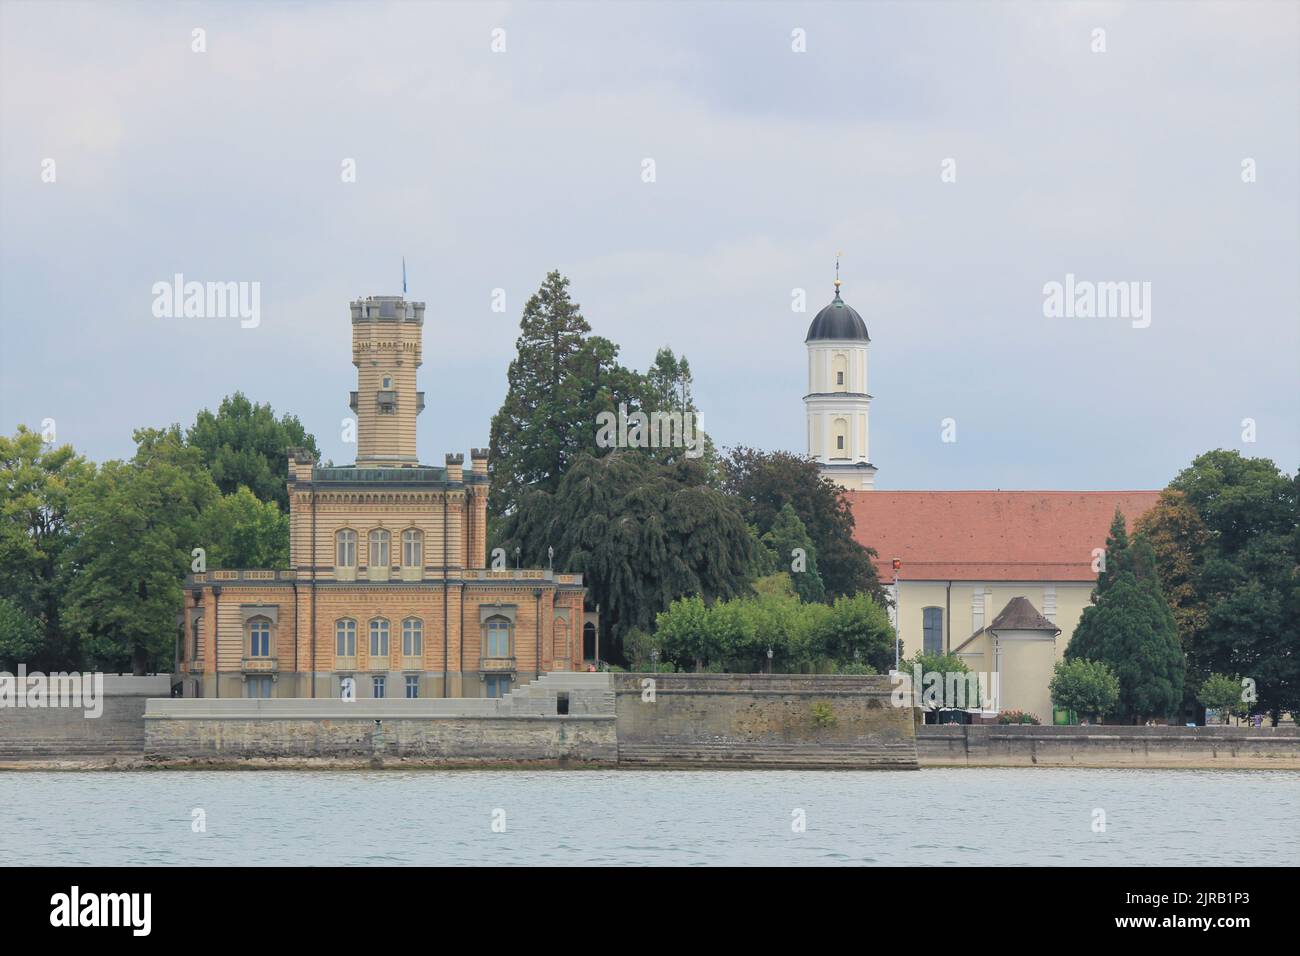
[1,768,1295,866]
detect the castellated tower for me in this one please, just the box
[349,295,426,466]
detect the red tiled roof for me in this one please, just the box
[846,490,1162,582]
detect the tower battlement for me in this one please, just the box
[350,295,425,324]
[350,295,424,466]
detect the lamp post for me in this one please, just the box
[892,558,902,669]
[650,649,659,674]
[514,547,521,572]
[547,546,554,571]
[766,646,773,675]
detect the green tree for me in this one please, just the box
[1094,508,1131,597]
[809,593,893,672]
[1139,451,1299,723]
[899,650,981,714]
[186,392,317,513]
[499,450,755,663]
[488,271,642,520]
[1049,658,1120,722]
[197,486,290,569]
[760,503,826,603]
[63,427,218,674]
[1066,567,1185,723]
[0,597,43,671]
[722,447,881,601]
[1137,490,1211,657]
[1196,672,1247,724]
[637,347,718,475]
[0,426,91,670]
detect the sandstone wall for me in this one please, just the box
[918,723,1300,769]
[613,673,919,769]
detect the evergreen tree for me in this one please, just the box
[1094,508,1131,597]
[1066,565,1185,722]
[488,271,641,519]
[760,503,826,603]
[722,447,880,601]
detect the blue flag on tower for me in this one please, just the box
[402,257,407,294]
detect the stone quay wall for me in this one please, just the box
[917,723,1300,769]
[0,675,170,761]
[613,673,919,769]
[141,675,618,766]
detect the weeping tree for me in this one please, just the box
[497,450,756,663]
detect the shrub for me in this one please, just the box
[1049,658,1120,720]
[997,709,1041,725]
[810,701,838,728]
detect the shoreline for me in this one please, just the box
[3,755,1297,772]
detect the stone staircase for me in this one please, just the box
[0,733,144,760]
[502,671,614,716]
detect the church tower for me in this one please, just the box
[804,268,876,490]
[349,295,426,466]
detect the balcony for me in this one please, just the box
[481,657,515,673]
[188,661,205,673]
[241,657,278,673]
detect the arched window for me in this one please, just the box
[832,417,849,458]
[247,616,272,657]
[833,353,849,391]
[583,622,597,660]
[402,529,423,568]
[369,529,390,567]
[370,618,390,661]
[402,617,423,657]
[923,607,944,655]
[336,529,357,567]
[484,617,511,659]
[335,618,357,658]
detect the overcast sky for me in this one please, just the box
[2,1,1296,490]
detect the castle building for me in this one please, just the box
[178,295,591,700]
[808,276,1160,720]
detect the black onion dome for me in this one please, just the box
[805,290,870,342]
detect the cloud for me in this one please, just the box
[1,1,1296,488]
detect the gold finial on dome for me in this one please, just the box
[834,252,842,293]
